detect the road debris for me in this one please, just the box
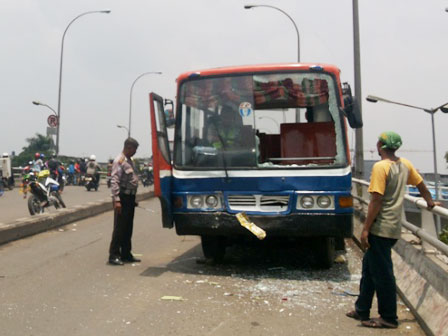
[268,266,286,271]
[236,212,266,240]
[137,205,155,213]
[334,255,346,263]
[161,296,186,301]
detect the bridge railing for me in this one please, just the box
[352,177,448,258]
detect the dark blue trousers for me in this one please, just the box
[109,194,136,259]
[355,234,398,325]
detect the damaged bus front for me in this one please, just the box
[150,63,362,267]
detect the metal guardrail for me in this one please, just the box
[352,177,448,258]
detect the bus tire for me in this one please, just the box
[335,237,345,251]
[201,236,226,263]
[314,237,335,269]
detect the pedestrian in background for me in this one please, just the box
[346,131,437,329]
[74,160,80,185]
[108,137,141,266]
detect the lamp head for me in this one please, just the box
[244,5,255,9]
[101,9,111,14]
[440,104,448,113]
[32,101,41,106]
[366,95,379,103]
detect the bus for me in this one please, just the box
[149,63,362,267]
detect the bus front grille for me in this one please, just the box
[227,195,290,212]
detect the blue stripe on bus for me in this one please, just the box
[171,174,351,192]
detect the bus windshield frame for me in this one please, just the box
[173,70,348,171]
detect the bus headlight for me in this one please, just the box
[205,195,218,208]
[300,196,314,209]
[317,195,331,208]
[190,195,204,208]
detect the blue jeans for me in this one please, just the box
[355,234,398,325]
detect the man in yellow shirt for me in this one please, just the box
[347,131,437,328]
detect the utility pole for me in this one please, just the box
[353,0,364,178]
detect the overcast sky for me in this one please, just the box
[1,0,448,174]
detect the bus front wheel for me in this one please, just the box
[314,237,335,269]
[201,236,226,263]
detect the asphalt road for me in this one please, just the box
[0,197,424,336]
[0,184,152,224]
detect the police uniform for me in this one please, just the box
[109,152,139,263]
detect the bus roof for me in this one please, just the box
[176,63,341,82]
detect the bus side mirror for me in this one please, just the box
[164,98,175,128]
[342,82,363,128]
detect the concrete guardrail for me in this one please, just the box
[0,191,154,246]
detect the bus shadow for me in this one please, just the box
[141,239,353,283]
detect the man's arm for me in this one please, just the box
[361,192,383,249]
[416,182,438,209]
[110,161,123,214]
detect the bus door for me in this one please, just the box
[149,92,173,228]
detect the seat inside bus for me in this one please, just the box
[258,121,336,166]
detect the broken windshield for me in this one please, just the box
[174,72,347,170]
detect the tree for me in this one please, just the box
[12,133,54,167]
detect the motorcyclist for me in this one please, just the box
[33,153,43,172]
[142,162,154,186]
[68,161,76,185]
[21,161,34,199]
[47,155,59,178]
[79,158,87,184]
[86,155,101,187]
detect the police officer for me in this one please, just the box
[108,137,141,265]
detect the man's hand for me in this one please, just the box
[361,229,370,250]
[427,201,442,210]
[114,201,122,215]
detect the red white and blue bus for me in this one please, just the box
[150,63,362,267]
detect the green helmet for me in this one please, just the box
[378,131,402,150]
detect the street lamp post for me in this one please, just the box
[245,5,301,122]
[128,72,162,138]
[32,101,57,150]
[56,9,111,156]
[244,4,300,62]
[32,101,57,116]
[352,0,364,179]
[366,95,448,203]
[117,124,129,134]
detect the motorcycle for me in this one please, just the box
[27,170,66,215]
[141,168,154,187]
[85,174,99,191]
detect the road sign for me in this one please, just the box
[46,127,57,136]
[47,115,58,128]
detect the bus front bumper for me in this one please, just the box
[174,212,353,238]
